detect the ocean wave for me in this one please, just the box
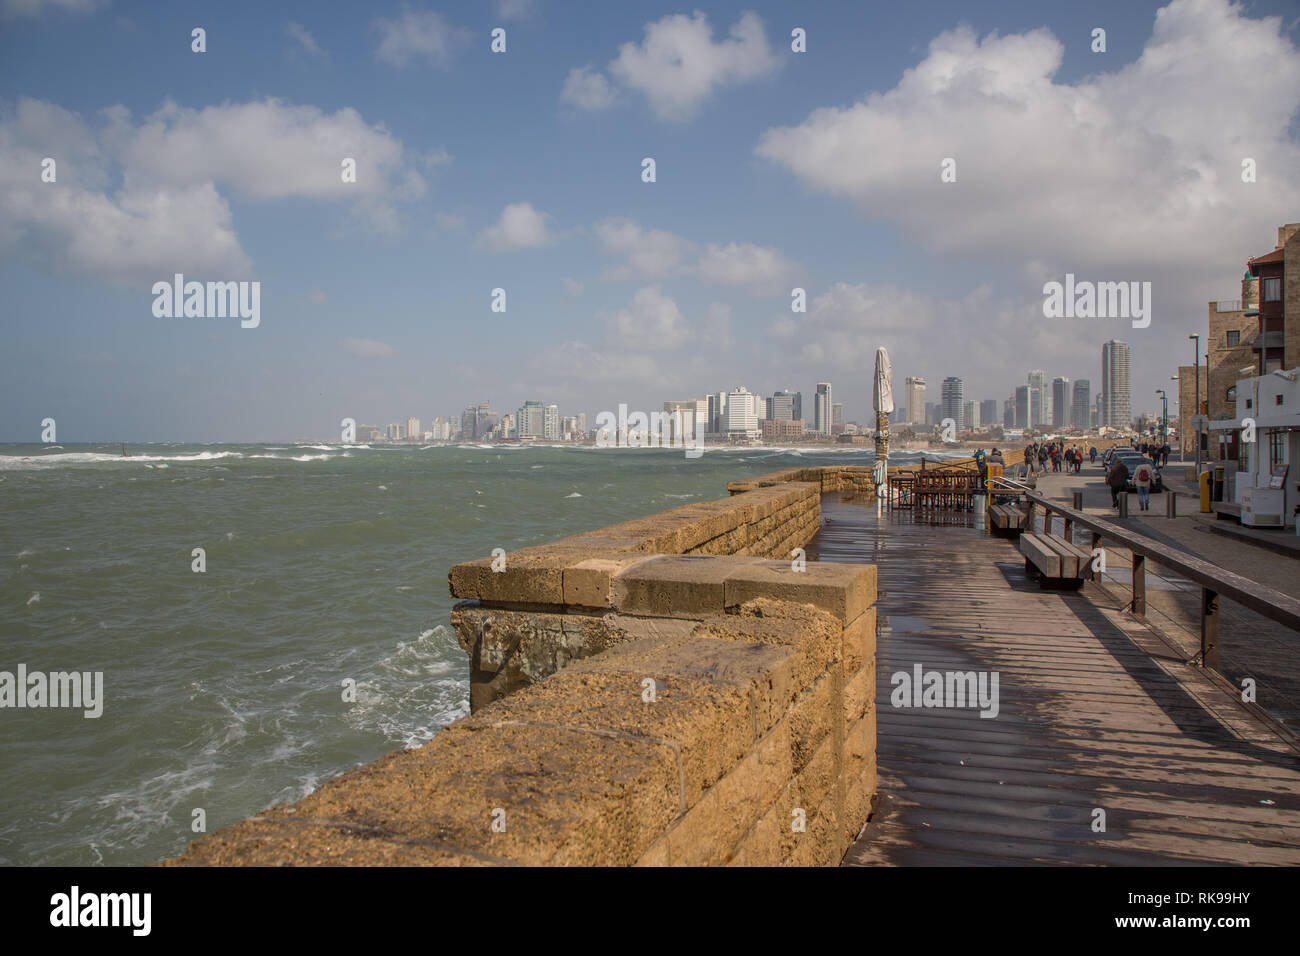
[0,450,243,469]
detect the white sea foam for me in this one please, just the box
[565,492,582,498]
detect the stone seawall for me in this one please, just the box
[167,468,878,866]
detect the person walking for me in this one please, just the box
[1024,444,1034,476]
[1135,459,1153,511]
[1089,445,1097,465]
[1107,456,1130,510]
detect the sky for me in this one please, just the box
[1,0,1298,441]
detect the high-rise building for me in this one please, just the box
[709,391,729,435]
[1072,380,1091,430]
[814,383,832,434]
[1003,397,1015,429]
[663,400,703,444]
[461,403,497,440]
[517,401,559,440]
[979,399,997,429]
[832,402,843,435]
[724,386,761,437]
[925,402,940,427]
[1102,340,1131,429]
[1051,378,1070,429]
[963,401,978,431]
[941,377,964,430]
[905,377,926,425]
[1027,370,1048,427]
[1015,385,1030,429]
[770,390,801,423]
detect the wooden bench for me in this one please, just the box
[989,503,1027,536]
[1019,531,1091,589]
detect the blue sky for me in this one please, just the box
[2,0,1298,440]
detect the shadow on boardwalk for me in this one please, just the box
[808,494,1300,866]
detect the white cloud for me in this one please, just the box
[286,22,324,57]
[608,11,780,121]
[344,338,395,358]
[756,0,1300,277]
[477,202,554,252]
[695,242,801,295]
[561,67,616,111]
[113,99,425,206]
[702,302,733,350]
[496,0,536,22]
[606,285,694,351]
[0,96,432,284]
[375,9,468,68]
[562,277,583,297]
[3,0,101,16]
[593,217,696,279]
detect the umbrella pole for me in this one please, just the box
[874,410,890,517]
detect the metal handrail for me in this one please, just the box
[1020,489,1300,669]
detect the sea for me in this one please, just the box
[0,441,963,866]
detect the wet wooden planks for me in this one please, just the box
[807,495,1300,866]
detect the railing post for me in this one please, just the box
[1072,491,1083,510]
[1166,491,1176,518]
[1131,553,1145,615]
[1118,493,1129,518]
[1042,506,1052,535]
[1201,588,1219,670]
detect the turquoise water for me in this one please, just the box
[0,441,950,866]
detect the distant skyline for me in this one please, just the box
[2,0,1298,441]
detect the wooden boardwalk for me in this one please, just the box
[807,495,1300,866]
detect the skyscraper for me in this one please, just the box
[980,399,998,428]
[1027,370,1048,427]
[517,401,559,440]
[941,377,964,430]
[905,377,926,425]
[1015,385,1030,429]
[1102,340,1131,429]
[1072,380,1091,430]
[724,386,761,437]
[964,401,978,430]
[1051,377,1070,429]
[814,383,832,434]
[771,390,801,422]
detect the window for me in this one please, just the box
[1262,277,1281,301]
[1269,431,1286,470]
[1226,330,1241,347]
[1246,398,1253,409]
[1226,386,1237,402]
[1278,394,1285,406]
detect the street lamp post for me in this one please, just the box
[1156,388,1168,452]
[1170,376,1182,461]
[1189,333,1201,475]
